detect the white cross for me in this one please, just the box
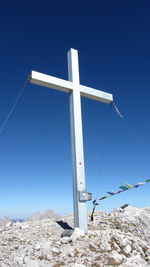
[29,48,113,233]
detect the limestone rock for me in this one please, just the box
[107,251,126,265]
[60,236,72,244]
[5,221,13,227]
[0,206,149,266]
[61,229,74,237]
[123,244,132,254]
[71,227,85,241]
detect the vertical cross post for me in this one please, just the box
[68,49,87,233]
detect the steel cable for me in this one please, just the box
[0,77,29,135]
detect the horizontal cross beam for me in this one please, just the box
[29,70,113,104]
[80,85,112,103]
[29,70,73,93]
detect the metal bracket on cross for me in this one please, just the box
[79,191,92,202]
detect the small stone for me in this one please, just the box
[73,264,85,267]
[113,235,132,249]
[52,262,65,267]
[136,246,145,257]
[34,244,41,250]
[55,241,61,245]
[52,247,61,256]
[123,245,132,254]
[122,238,132,247]
[66,247,74,257]
[60,236,72,244]
[5,221,13,227]
[19,224,30,230]
[89,243,99,252]
[71,227,84,241]
[111,241,121,252]
[145,249,150,256]
[13,256,24,265]
[99,241,111,252]
[145,256,150,262]
[107,252,125,265]
[61,229,74,237]
[121,253,147,267]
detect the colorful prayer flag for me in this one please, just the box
[126,183,134,188]
[137,182,145,186]
[134,184,140,188]
[100,195,110,200]
[97,178,149,203]
[119,186,129,191]
[107,191,117,195]
[116,190,123,194]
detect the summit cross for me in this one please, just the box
[29,48,113,233]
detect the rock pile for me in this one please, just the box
[0,206,149,266]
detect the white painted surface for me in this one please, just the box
[68,49,87,233]
[29,48,113,233]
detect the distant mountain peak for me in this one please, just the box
[25,209,59,222]
[0,216,12,226]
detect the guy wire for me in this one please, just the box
[0,77,29,135]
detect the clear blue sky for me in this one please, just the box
[0,0,150,218]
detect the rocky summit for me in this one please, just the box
[0,206,150,267]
